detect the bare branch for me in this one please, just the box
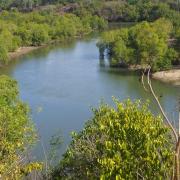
[39,137,48,178]
[147,68,178,142]
[141,69,148,92]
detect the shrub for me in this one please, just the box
[0,45,8,64]
[52,99,173,179]
[0,75,41,179]
[30,24,50,46]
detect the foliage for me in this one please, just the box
[98,18,178,71]
[0,10,107,65]
[0,30,21,52]
[0,45,8,64]
[0,75,41,179]
[175,28,180,44]
[73,1,180,27]
[52,99,174,179]
[30,24,50,46]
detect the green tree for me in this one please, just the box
[30,24,50,46]
[0,45,8,64]
[0,30,21,52]
[52,99,174,179]
[112,39,134,66]
[98,19,177,71]
[0,75,41,179]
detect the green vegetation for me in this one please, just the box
[52,99,174,179]
[0,0,179,69]
[0,10,107,65]
[1,0,179,30]
[0,0,65,9]
[0,0,179,179]
[0,75,41,179]
[98,18,178,71]
[74,1,180,26]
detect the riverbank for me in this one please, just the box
[152,68,180,85]
[8,46,43,60]
[8,47,180,86]
[0,46,42,68]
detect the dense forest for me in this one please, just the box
[0,0,180,179]
[0,0,179,10]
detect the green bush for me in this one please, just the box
[0,30,20,52]
[52,99,173,179]
[0,45,8,64]
[0,75,41,179]
[30,24,50,46]
[16,26,32,46]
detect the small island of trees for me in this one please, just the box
[97,18,178,71]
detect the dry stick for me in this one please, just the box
[179,111,180,136]
[36,126,49,179]
[141,69,179,179]
[141,69,148,92]
[172,156,175,180]
[136,172,145,180]
[146,68,180,180]
[175,138,180,180]
[39,138,48,178]
[147,68,178,142]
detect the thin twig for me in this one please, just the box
[40,138,48,178]
[147,68,178,142]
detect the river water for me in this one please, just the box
[0,35,179,161]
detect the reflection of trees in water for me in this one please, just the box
[98,48,111,68]
[27,40,77,59]
[0,40,77,75]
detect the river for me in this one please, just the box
[0,35,179,161]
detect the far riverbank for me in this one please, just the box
[8,46,42,60]
[3,43,180,86]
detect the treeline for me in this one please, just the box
[0,0,77,10]
[73,1,180,38]
[0,10,107,64]
[97,18,179,71]
[73,0,179,25]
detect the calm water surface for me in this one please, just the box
[0,36,179,160]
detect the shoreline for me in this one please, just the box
[4,46,180,86]
[7,35,89,61]
[8,46,43,60]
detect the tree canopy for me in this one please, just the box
[98,18,178,71]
